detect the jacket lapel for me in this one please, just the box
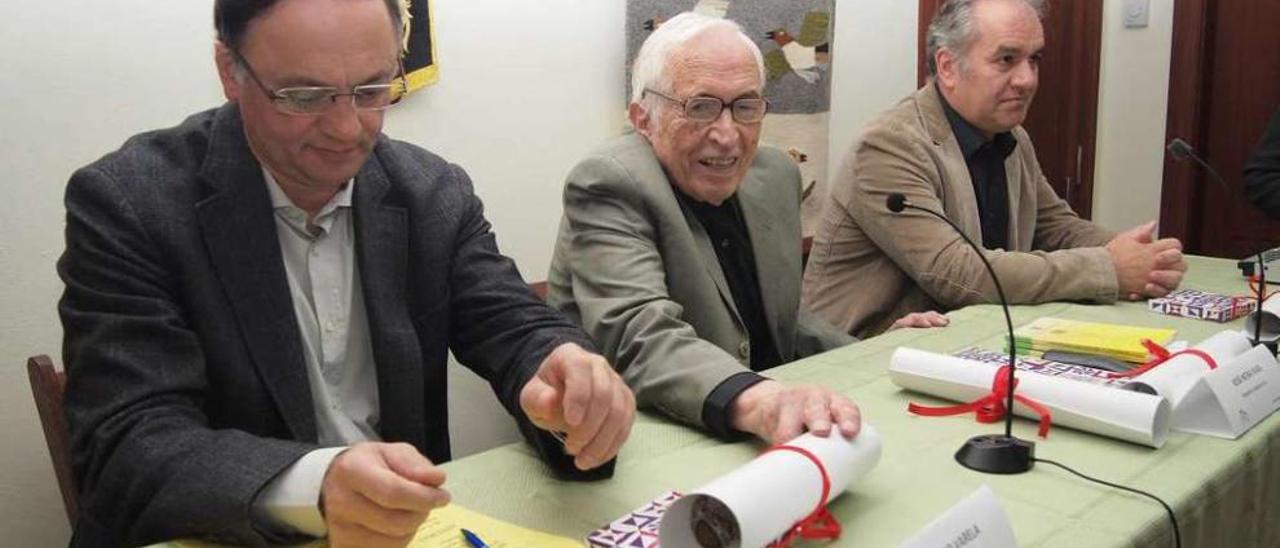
[918,85,985,242]
[352,149,426,451]
[194,104,316,442]
[676,198,743,327]
[738,177,795,359]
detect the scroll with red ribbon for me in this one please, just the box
[1112,331,1262,433]
[889,348,1171,447]
[907,365,1053,438]
[659,426,882,547]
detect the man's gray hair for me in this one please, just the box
[629,12,765,117]
[925,0,1047,77]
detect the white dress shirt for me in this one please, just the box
[252,171,382,537]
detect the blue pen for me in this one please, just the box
[461,528,490,548]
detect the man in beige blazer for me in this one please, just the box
[803,0,1187,337]
[549,13,942,443]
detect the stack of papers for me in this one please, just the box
[1010,317,1176,363]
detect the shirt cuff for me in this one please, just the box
[701,371,768,439]
[251,446,347,539]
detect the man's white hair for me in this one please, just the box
[629,12,765,117]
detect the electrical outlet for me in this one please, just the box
[1124,0,1150,28]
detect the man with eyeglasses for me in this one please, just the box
[57,0,634,546]
[547,13,941,446]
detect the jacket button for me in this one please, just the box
[738,340,750,358]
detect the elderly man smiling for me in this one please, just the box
[547,13,943,445]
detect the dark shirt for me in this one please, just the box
[1245,106,1280,219]
[674,190,781,437]
[938,84,1018,250]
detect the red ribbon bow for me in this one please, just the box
[1106,339,1218,379]
[907,365,1053,438]
[764,444,841,547]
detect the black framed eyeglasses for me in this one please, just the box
[643,88,768,124]
[231,49,408,116]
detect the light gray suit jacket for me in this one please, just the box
[548,133,852,430]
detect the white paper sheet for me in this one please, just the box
[1175,345,1280,439]
[889,348,1171,447]
[899,485,1018,548]
[658,426,883,548]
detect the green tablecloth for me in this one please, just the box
[441,256,1280,547]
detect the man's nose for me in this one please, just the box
[706,108,739,147]
[1011,59,1038,91]
[321,97,364,141]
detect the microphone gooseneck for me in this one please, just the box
[885,193,1033,473]
[1166,139,1267,348]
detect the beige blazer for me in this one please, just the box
[548,133,853,429]
[803,84,1118,337]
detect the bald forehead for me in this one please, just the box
[666,28,760,86]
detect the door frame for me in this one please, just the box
[1158,0,1218,253]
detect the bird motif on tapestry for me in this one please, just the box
[764,11,832,85]
[644,0,730,30]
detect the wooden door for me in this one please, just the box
[917,0,1102,218]
[1161,0,1280,258]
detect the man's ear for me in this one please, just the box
[214,41,243,103]
[629,101,653,138]
[935,48,960,91]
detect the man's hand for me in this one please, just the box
[519,342,636,471]
[321,442,449,548]
[729,380,861,444]
[889,310,950,330]
[1105,221,1187,300]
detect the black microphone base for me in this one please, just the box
[955,434,1035,474]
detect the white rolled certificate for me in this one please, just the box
[889,348,1171,447]
[658,426,883,548]
[1125,330,1252,409]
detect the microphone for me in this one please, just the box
[1168,138,1232,195]
[885,193,1033,474]
[1167,138,1267,348]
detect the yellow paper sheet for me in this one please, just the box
[167,504,578,548]
[411,504,581,548]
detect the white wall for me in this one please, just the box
[1091,0,1175,232]
[0,3,225,545]
[828,1,920,186]
[0,1,1169,544]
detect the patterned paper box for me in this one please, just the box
[587,491,682,548]
[1148,289,1257,323]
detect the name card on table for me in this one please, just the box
[1175,345,1280,439]
[900,485,1017,548]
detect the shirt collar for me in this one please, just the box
[935,82,1018,160]
[263,169,354,235]
[263,169,354,211]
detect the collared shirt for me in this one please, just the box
[252,171,381,538]
[265,172,381,445]
[937,84,1018,250]
[674,190,778,438]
